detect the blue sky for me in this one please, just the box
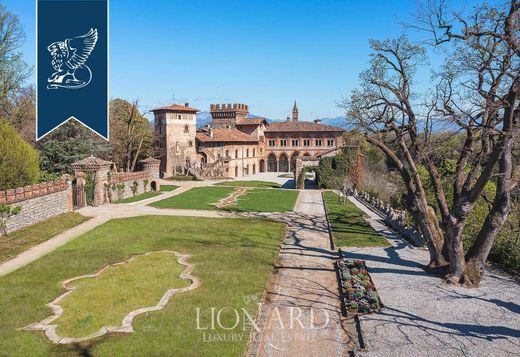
[6,0,479,120]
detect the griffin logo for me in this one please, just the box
[47,28,98,90]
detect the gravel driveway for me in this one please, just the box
[343,196,520,357]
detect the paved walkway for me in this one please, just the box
[247,190,353,357]
[345,196,520,357]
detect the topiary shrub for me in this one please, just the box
[0,120,40,190]
[131,180,139,196]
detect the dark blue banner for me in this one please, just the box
[37,0,108,140]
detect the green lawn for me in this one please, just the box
[150,186,236,210]
[226,189,299,213]
[160,185,180,192]
[0,213,90,264]
[0,216,285,356]
[113,192,162,204]
[55,251,190,338]
[323,191,390,247]
[215,180,281,188]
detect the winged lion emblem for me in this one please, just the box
[47,28,98,90]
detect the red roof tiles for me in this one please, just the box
[265,121,344,133]
[196,129,259,143]
[152,104,199,113]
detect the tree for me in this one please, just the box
[0,120,39,190]
[345,1,520,287]
[0,86,35,143]
[417,0,520,286]
[344,36,449,270]
[0,4,31,106]
[109,99,153,172]
[37,120,110,175]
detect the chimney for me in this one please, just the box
[184,102,189,107]
[314,118,322,124]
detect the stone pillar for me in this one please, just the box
[294,158,304,189]
[63,174,73,212]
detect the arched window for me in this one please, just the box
[225,150,229,157]
[178,114,182,119]
[246,149,249,157]
[253,149,256,157]
[235,149,238,158]
[184,125,189,133]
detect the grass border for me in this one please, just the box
[22,250,201,344]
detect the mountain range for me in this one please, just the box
[196,112,350,129]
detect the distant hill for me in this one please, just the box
[196,112,351,130]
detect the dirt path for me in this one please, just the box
[247,190,353,357]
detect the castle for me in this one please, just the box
[153,101,345,178]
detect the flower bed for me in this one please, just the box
[337,258,383,317]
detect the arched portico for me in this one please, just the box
[279,153,289,172]
[267,153,277,172]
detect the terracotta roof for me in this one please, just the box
[139,157,161,164]
[152,104,199,112]
[196,129,259,143]
[236,118,267,125]
[71,156,112,170]
[265,121,345,133]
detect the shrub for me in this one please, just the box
[131,180,139,196]
[316,155,353,189]
[0,204,22,236]
[84,174,95,205]
[0,120,40,190]
[143,179,149,191]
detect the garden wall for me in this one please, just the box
[351,190,425,247]
[0,179,72,234]
[108,171,151,202]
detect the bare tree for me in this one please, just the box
[110,99,153,172]
[417,0,519,286]
[346,1,519,287]
[343,36,449,270]
[0,4,31,104]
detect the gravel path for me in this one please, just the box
[247,190,353,357]
[344,196,520,357]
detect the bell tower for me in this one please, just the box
[292,100,299,123]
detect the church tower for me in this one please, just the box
[292,101,299,123]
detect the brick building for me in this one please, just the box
[153,101,344,178]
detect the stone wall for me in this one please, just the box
[108,171,152,202]
[0,179,71,234]
[351,190,425,247]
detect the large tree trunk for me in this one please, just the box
[444,213,468,284]
[407,192,448,269]
[463,123,515,287]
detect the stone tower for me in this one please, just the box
[152,103,198,177]
[292,101,299,123]
[210,103,249,129]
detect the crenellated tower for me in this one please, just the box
[209,103,249,129]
